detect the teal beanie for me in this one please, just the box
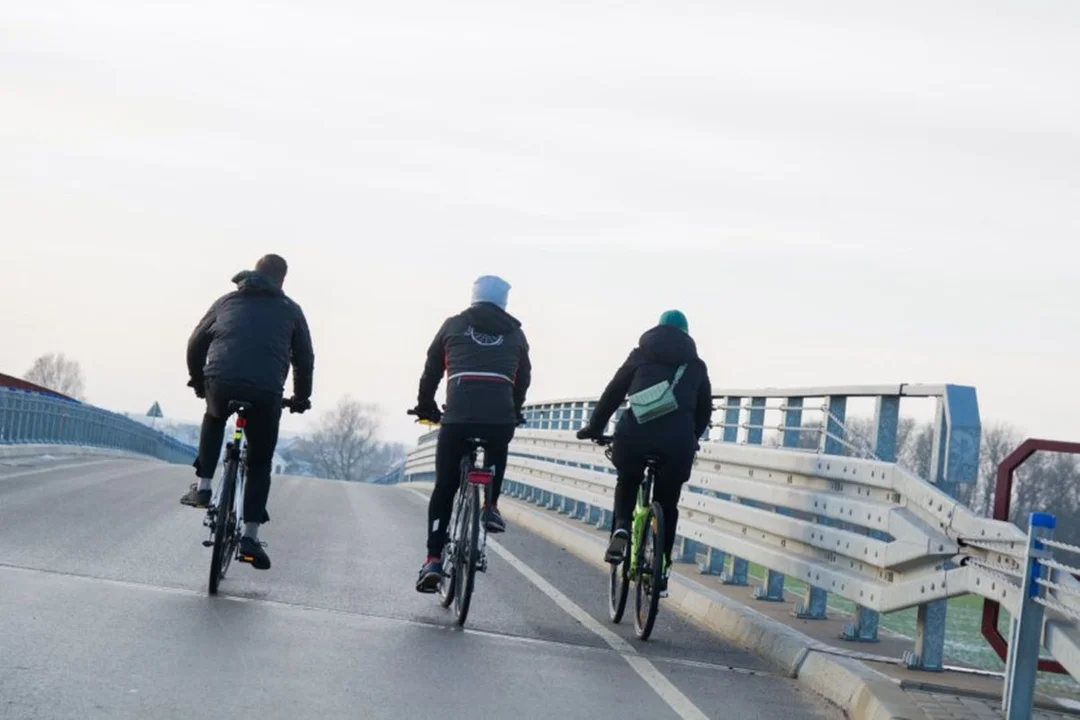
[659,309,689,333]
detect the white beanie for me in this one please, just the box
[471,275,511,310]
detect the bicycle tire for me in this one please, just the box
[452,482,480,627]
[608,506,631,623]
[634,502,665,640]
[209,456,237,595]
[437,498,458,608]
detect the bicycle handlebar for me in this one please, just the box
[589,435,615,447]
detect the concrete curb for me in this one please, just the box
[0,444,151,463]
[400,481,930,720]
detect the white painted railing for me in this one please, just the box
[403,384,1080,718]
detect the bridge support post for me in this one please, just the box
[1003,512,1055,720]
[782,397,827,618]
[905,599,947,672]
[596,509,612,531]
[717,396,751,587]
[830,395,880,642]
[746,397,786,602]
[674,536,698,564]
[699,546,726,576]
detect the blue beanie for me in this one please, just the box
[471,275,511,310]
[659,309,688,333]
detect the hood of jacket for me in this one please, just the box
[637,324,698,365]
[461,302,522,334]
[231,270,284,296]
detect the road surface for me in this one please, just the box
[0,454,842,720]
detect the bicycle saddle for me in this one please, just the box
[643,454,665,466]
[227,400,253,414]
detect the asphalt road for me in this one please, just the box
[0,454,842,720]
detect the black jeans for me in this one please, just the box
[195,380,282,525]
[427,422,515,556]
[610,439,694,563]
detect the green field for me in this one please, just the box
[739,564,1079,698]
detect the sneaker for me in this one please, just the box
[416,557,442,593]
[482,505,506,534]
[605,528,629,564]
[180,483,212,508]
[657,556,671,598]
[238,536,271,570]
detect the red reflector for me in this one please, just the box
[236,418,247,429]
[467,471,493,485]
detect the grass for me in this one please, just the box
[737,563,1079,698]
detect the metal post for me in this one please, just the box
[1003,512,1055,719]
[719,396,749,586]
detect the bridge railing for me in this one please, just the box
[403,383,1080,715]
[0,387,197,465]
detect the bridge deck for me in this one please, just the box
[0,455,839,720]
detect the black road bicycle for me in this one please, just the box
[408,408,492,627]
[204,398,301,595]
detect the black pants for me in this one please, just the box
[427,422,515,556]
[195,380,283,525]
[611,439,694,563]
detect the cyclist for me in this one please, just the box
[575,310,712,596]
[409,275,531,593]
[182,253,314,571]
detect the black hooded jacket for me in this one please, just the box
[586,324,712,446]
[418,302,531,425]
[187,271,315,400]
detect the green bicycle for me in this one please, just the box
[592,435,666,641]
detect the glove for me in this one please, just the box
[187,378,205,399]
[412,402,442,423]
[288,397,311,414]
[516,411,527,427]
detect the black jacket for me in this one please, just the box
[187,271,315,400]
[418,303,531,425]
[586,324,712,445]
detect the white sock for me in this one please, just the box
[197,476,213,492]
[243,522,259,540]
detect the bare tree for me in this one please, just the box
[24,353,85,400]
[306,397,381,481]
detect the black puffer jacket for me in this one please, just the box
[418,302,531,425]
[585,324,712,447]
[187,271,315,399]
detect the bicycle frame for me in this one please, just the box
[210,417,247,539]
[628,463,655,578]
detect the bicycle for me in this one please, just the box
[408,408,492,627]
[203,397,302,595]
[591,435,666,640]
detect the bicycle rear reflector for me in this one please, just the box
[467,470,493,485]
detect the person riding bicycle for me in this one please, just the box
[575,310,712,595]
[409,275,531,593]
[182,253,314,571]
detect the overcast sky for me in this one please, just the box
[2,0,1077,446]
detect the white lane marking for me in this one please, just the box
[403,487,709,720]
[0,459,118,481]
[487,537,710,720]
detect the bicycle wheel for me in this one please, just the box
[209,457,237,595]
[437,497,459,609]
[608,506,631,623]
[452,482,480,627]
[634,502,665,640]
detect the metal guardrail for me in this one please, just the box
[402,384,1080,718]
[0,387,197,465]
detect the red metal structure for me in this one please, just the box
[0,373,77,402]
[981,438,1080,674]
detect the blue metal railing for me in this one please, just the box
[0,387,197,465]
